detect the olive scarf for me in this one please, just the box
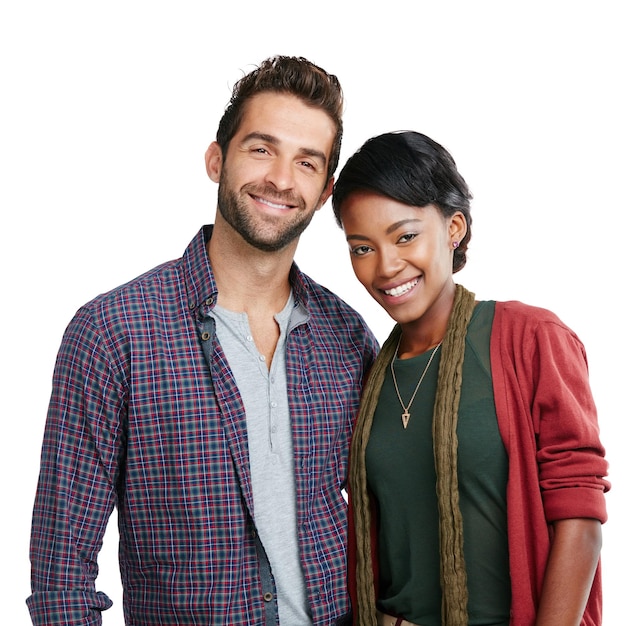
[349,284,476,625]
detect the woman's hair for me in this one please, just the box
[216,55,343,184]
[332,131,473,273]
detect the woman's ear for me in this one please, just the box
[449,211,468,246]
[205,142,223,183]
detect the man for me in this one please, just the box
[27,56,378,626]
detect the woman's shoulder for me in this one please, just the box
[492,299,585,354]
[494,299,566,326]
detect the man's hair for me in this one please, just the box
[332,131,473,273]
[216,56,344,184]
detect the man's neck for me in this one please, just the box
[207,220,296,315]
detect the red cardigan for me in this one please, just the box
[348,300,610,625]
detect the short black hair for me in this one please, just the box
[332,131,473,272]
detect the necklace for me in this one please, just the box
[390,340,442,429]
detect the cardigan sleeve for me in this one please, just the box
[530,313,609,522]
[493,301,610,524]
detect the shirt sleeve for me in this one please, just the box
[27,306,125,625]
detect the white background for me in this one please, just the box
[2,1,624,623]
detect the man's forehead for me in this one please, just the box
[237,92,336,148]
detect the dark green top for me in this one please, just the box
[366,301,511,625]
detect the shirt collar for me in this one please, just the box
[183,225,311,317]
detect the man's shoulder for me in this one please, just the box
[54,256,186,361]
[300,273,364,321]
[297,273,378,356]
[79,227,208,317]
[61,257,186,348]
[85,258,183,313]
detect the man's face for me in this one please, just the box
[211,92,336,252]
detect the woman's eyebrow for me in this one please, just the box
[385,218,422,234]
[346,219,423,241]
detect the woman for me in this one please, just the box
[332,131,610,626]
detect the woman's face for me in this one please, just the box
[340,190,465,328]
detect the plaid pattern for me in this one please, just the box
[28,226,378,625]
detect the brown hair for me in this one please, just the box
[216,56,344,184]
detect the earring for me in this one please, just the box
[452,241,459,249]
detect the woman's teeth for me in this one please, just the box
[384,279,418,297]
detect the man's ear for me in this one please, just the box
[205,142,223,183]
[316,176,334,211]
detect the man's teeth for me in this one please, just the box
[257,196,290,210]
[384,279,418,297]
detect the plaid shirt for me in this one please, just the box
[28,226,378,626]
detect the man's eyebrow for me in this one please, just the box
[242,131,278,145]
[299,147,327,166]
[242,132,327,166]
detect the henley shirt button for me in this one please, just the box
[206,297,214,305]
[263,592,273,602]
[201,331,211,341]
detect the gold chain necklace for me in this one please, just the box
[390,340,442,429]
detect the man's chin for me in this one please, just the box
[242,232,298,253]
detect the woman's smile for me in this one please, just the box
[381,277,420,298]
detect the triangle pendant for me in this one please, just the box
[402,411,410,429]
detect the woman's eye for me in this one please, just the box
[351,245,372,256]
[398,233,417,244]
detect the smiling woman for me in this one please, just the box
[332,131,610,626]
[340,193,465,340]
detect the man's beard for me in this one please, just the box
[217,169,318,252]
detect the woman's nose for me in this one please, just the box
[377,247,404,277]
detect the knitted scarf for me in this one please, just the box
[349,284,476,625]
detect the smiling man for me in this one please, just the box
[209,92,334,254]
[27,56,378,626]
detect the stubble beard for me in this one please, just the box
[216,168,318,253]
